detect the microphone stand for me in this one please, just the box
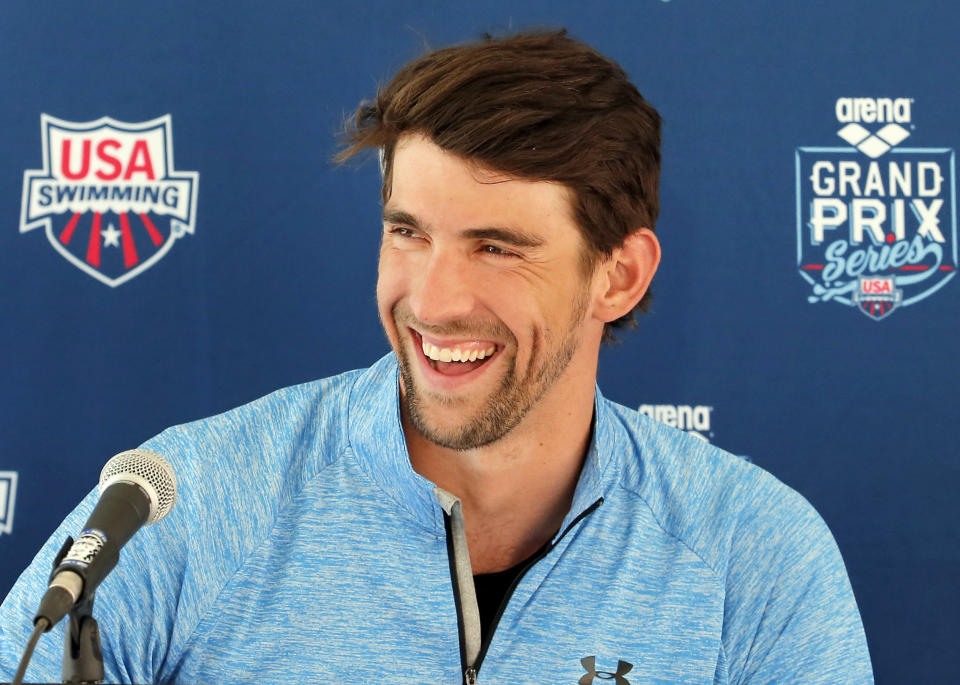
[62,595,103,684]
[50,537,105,684]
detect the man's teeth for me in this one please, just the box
[421,340,496,362]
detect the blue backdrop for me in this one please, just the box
[2,1,957,681]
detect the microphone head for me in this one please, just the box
[99,449,177,525]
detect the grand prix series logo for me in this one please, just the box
[0,471,17,536]
[796,98,957,319]
[20,114,198,286]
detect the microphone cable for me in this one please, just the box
[12,617,49,685]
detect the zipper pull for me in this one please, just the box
[465,666,478,684]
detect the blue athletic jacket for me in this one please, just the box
[0,354,873,683]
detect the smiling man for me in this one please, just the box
[375,130,659,581]
[1,31,872,684]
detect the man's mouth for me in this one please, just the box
[411,330,499,377]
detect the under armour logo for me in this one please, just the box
[579,656,633,684]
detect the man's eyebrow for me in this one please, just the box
[382,208,423,229]
[382,208,544,248]
[463,227,544,248]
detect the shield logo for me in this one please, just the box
[20,114,198,286]
[852,276,902,320]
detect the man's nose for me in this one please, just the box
[408,250,477,324]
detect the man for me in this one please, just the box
[1,31,872,683]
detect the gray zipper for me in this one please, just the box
[435,487,605,684]
[434,487,482,682]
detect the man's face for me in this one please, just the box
[377,134,602,450]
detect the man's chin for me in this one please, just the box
[409,413,505,451]
[400,383,497,450]
[405,380,477,425]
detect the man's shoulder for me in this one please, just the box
[132,364,379,542]
[174,365,365,435]
[147,366,365,471]
[602,400,834,579]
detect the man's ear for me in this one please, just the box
[593,228,661,323]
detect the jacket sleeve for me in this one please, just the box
[0,377,339,683]
[0,427,228,684]
[719,486,874,684]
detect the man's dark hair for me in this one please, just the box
[338,29,662,338]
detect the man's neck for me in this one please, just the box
[403,378,596,574]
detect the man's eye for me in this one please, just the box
[481,244,517,258]
[389,226,419,239]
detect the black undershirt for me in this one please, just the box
[472,541,551,643]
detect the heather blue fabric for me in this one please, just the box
[0,354,873,683]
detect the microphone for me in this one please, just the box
[34,449,177,630]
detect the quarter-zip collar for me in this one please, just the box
[347,354,445,533]
[554,381,617,540]
[347,353,622,537]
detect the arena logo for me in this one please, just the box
[0,471,17,536]
[795,97,957,319]
[20,114,199,287]
[638,404,713,442]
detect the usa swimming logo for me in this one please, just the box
[795,98,957,319]
[20,114,199,287]
[0,472,17,536]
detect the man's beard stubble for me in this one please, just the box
[392,296,587,451]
